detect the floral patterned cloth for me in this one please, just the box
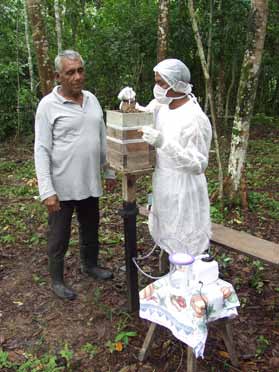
[139,274,239,358]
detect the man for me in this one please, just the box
[34,50,116,300]
[141,59,212,257]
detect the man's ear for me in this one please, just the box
[54,72,60,83]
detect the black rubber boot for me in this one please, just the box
[80,246,113,280]
[49,259,76,300]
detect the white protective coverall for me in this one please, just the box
[147,60,212,256]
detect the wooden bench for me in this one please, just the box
[211,223,279,265]
[138,206,279,265]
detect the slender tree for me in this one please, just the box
[54,0,63,53]
[188,0,224,203]
[26,0,53,96]
[157,0,170,62]
[227,0,268,204]
[23,0,35,93]
[204,0,213,114]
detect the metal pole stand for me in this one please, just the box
[118,174,139,313]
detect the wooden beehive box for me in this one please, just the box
[106,110,156,173]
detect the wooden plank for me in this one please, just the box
[138,206,279,265]
[138,323,158,362]
[216,318,239,367]
[122,174,137,203]
[107,149,155,172]
[211,223,279,265]
[187,346,197,372]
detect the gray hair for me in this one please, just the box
[54,50,85,72]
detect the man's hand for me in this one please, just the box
[43,195,60,214]
[105,178,117,193]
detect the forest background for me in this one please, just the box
[1,0,278,139]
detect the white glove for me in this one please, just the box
[135,102,147,112]
[142,126,163,148]
[118,87,136,101]
[136,99,163,113]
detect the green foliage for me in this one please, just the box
[0,349,12,368]
[250,260,265,294]
[216,252,233,271]
[249,192,279,220]
[80,343,99,359]
[114,330,137,346]
[59,343,73,369]
[1,0,277,141]
[210,203,226,223]
[255,335,270,357]
[0,347,63,371]
[106,330,137,353]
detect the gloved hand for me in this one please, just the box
[141,126,163,148]
[117,87,136,102]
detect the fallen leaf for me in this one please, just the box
[218,350,229,359]
[115,341,123,352]
[12,301,23,306]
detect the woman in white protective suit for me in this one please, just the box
[141,59,212,257]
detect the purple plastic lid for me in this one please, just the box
[169,253,195,265]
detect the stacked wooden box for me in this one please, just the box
[106,110,155,173]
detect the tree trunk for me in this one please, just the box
[157,0,170,62]
[204,0,213,114]
[188,0,224,204]
[26,0,53,96]
[227,0,268,204]
[54,0,63,53]
[216,55,225,119]
[23,0,35,94]
[224,57,236,129]
[16,9,21,139]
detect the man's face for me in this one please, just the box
[56,58,85,97]
[155,72,169,90]
[155,72,185,98]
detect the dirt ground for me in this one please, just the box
[0,121,279,372]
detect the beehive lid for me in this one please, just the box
[106,110,154,128]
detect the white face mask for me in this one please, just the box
[153,84,186,104]
[153,84,172,104]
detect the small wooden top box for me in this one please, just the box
[106,110,155,173]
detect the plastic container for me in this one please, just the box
[168,253,195,296]
[192,255,219,285]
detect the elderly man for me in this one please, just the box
[141,58,212,257]
[34,50,116,300]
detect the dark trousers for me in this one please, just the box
[47,197,99,262]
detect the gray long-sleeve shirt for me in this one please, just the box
[34,86,109,201]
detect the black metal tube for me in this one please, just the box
[119,201,139,312]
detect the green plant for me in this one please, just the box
[106,330,137,353]
[0,234,16,244]
[0,348,12,368]
[114,330,137,346]
[59,343,73,369]
[106,340,116,354]
[92,287,114,320]
[0,348,64,372]
[210,204,224,223]
[250,260,265,294]
[115,312,132,333]
[81,343,99,359]
[217,253,233,271]
[255,335,269,357]
[32,274,46,286]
